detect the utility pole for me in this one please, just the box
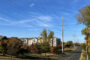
[62,17,64,53]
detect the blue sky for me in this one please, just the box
[0,0,90,43]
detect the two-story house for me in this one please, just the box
[20,37,61,47]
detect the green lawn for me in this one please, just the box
[0,47,76,60]
[0,54,56,60]
[0,55,30,60]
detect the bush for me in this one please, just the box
[81,43,86,51]
[65,41,73,48]
[50,47,55,53]
[28,44,39,54]
[39,43,50,53]
[50,45,62,54]
[17,48,29,55]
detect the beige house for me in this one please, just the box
[0,36,61,47]
[20,38,38,45]
[20,37,61,47]
[50,37,61,47]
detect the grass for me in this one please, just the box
[0,54,55,60]
[81,50,90,60]
[0,53,65,60]
[0,47,76,60]
[0,55,30,60]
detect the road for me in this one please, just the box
[58,46,82,60]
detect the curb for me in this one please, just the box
[80,53,83,60]
[80,50,83,60]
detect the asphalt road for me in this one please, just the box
[58,46,82,60]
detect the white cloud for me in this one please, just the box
[40,23,51,27]
[0,12,54,27]
[29,3,35,7]
[0,17,10,22]
[38,16,52,21]
[0,17,33,27]
[0,16,52,27]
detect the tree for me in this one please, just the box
[41,29,54,43]
[65,41,73,48]
[81,43,86,51]
[29,44,39,53]
[82,28,90,35]
[82,28,90,41]
[39,43,50,53]
[77,6,90,27]
[41,29,47,42]
[1,36,8,56]
[17,44,29,55]
[77,6,90,60]
[77,5,90,43]
[48,31,54,43]
[40,29,54,54]
[7,37,21,55]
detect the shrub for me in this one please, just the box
[39,43,50,53]
[50,45,62,54]
[65,41,73,48]
[28,44,39,54]
[50,47,55,53]
[81,43,86,51]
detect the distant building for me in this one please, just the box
[20,38,38,45]
[50,37,61,47]
[20,37,61,47]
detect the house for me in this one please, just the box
[50,37,61,47]
[20,38,38,45]
[20,37,61,47]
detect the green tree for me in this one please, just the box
[39,43,50,53]
[41,29,54,43]
[1,36,8,56]
[77,6,90,41]
[7,37,21,55]
[65,41,73,48]
[29,44,39,53]
[40,29,54,54]
[77,6,90,60]
[48,31,54,43]
[41,29,47,42]
[82,28,90,35]
[77,6,90,27]
[81,43,86,51]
